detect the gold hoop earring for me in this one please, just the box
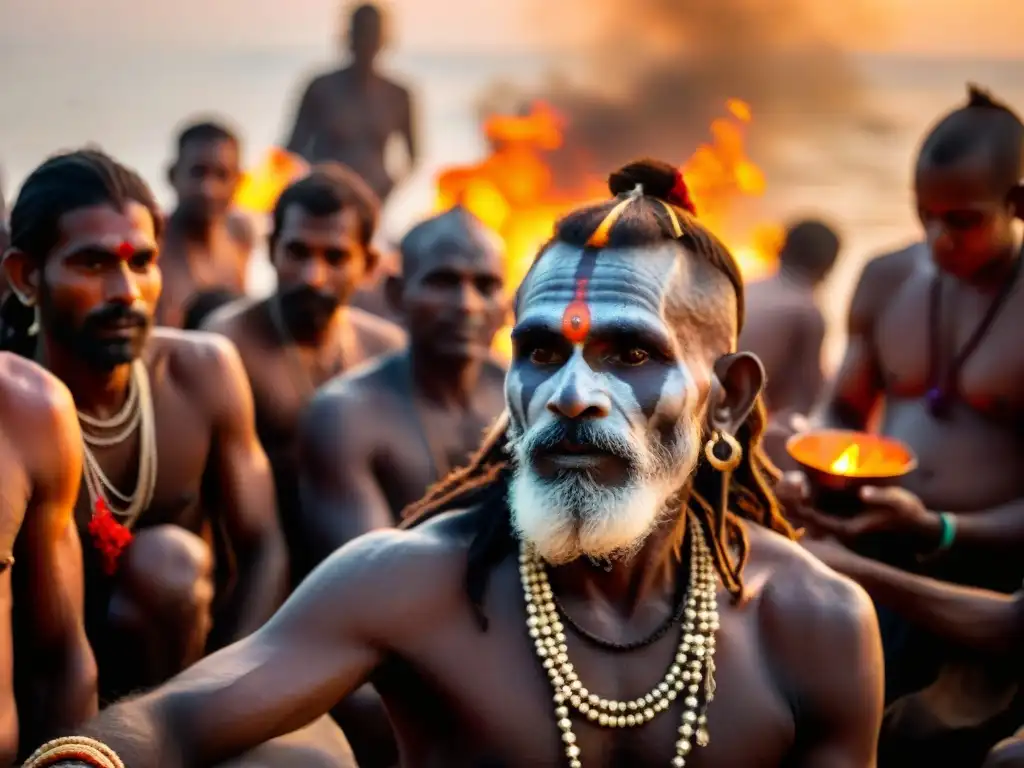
[704,430,742,472]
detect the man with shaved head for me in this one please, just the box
[779,85,1024,765]
[298,205,507,565]
[203,164,404,585]
[36,159,881,768]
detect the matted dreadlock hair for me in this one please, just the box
[402,158,796,629]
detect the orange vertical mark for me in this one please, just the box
[561,279,591,344]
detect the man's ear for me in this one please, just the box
[1,248,41,307]
[363,246,381,283]
[705,351,766,436]
[384,274,406,319]
[166,161,178,191]
[1008,182,1024,220]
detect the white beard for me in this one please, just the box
[507,422,700,565]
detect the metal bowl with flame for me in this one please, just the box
[785,429,918,515]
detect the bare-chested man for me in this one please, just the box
[1,149,286,704]
[779,85,1024,764]
[299,205,505,564]
[285,3,417,204]
[0,354,95,763]
[158,120,254,329]
[35,159,883,768]
[739,219,840,417]
[204,165,404,584]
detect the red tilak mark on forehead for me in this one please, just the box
[116,241,135,261]
[561,279,591,344]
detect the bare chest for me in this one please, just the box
[383,567,794,768]
[319,86,401,144]
[73,378,211,535]
[875,272,1024,419]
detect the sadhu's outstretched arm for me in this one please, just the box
[48,530,421,767]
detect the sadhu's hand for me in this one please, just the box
[798,485,939,548]
[773,470,826,534]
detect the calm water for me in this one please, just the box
[1,44,1021,364]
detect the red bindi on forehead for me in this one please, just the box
[561,279,591,344]
[116,241,135,261]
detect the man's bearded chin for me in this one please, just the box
[506,415,701,565]
[43,300,151,371]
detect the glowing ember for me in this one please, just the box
[830,444,861,475]
[234,148,309,215]
[434,99,782,358]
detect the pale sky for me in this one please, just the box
[2,0,1022,57]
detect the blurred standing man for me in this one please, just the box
[284,3,417,204]
[158,121,255,329]
[740,219,840,418]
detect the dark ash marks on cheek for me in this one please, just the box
[634,363,673,423]
[517,365,548,428]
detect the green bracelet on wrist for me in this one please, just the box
[936,511,957,552]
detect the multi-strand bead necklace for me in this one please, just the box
[519,515,719,767]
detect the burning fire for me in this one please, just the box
[434,99,781,357]
[234,148,309,216]
[830,444,861,475]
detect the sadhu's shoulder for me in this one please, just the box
[349,307,407,357]
[150,328,248,391]
[315,512,476,595]
[310,351,408,413]
[742,522,880,654]
[0,352,75,424]
[0,353,79,472]
[858,241,927,291]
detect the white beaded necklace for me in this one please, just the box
[519,515,719,767]
[77,360,158,529]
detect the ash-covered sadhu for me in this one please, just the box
[404,158,793,609]
[38,159,883,768]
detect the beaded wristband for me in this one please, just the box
[22,737,124,768]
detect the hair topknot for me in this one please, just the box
[966,83,1017,115]
[608,158,696,214]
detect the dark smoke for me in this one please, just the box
[483,0,895,192]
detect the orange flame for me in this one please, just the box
[234,148,309,215]
[830,443,861,475]
[435,100,781,357]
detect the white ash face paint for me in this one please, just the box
[504,241,711,564]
